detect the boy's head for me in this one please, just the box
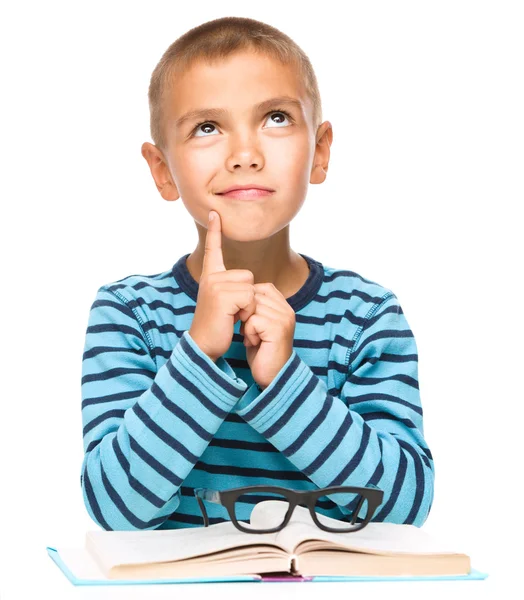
[141,17,332,244]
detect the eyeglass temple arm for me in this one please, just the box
[350,495,366,525]
[194,488,221,527]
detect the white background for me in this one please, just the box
[0,1,522,598]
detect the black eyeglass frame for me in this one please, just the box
[194,484,384,534]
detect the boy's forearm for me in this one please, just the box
[233,293,434,526]
[81,288,247,530]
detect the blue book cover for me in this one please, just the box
[46,546,488,586]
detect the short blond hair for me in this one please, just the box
[147,16,323,151]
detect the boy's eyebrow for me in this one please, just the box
[174,96,304,130]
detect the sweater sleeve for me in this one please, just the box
[80,286,247,530]
[233,292,434,527]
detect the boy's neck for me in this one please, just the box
[186,250,310,301]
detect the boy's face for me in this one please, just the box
[142,50,332,241]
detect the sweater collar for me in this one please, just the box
[172,252,324,313]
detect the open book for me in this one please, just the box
[50,501,474,582]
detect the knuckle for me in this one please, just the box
[201,272,212,286]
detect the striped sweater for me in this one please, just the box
[80,252,434,531]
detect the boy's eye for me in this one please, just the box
[190,109,293,138]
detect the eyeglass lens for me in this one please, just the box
[233,490,369,531]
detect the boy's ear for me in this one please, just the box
[310,122,333,185]
[141,142,180,201]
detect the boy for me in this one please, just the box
[80,17,434,531]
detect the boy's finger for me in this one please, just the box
[202,211,226,277]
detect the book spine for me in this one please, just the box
[290,553,299,575]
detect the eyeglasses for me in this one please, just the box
[194,484,384,534]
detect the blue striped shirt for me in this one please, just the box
[80,252,434,531]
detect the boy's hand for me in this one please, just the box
[241,282,296,391]
[188,211,257,362]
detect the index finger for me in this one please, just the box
[202,210,226,277]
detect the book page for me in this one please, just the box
[86,519,287,574]
[51,546,272,582]
[250,500,465,557]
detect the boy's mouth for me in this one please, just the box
[216,183,275,194]
[216,189,275,200]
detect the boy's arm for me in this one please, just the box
[80,286,247,531]
[234,292,434,527]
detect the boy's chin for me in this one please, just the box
[220,222,270,242]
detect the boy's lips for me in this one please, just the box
[217,189,274,200]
